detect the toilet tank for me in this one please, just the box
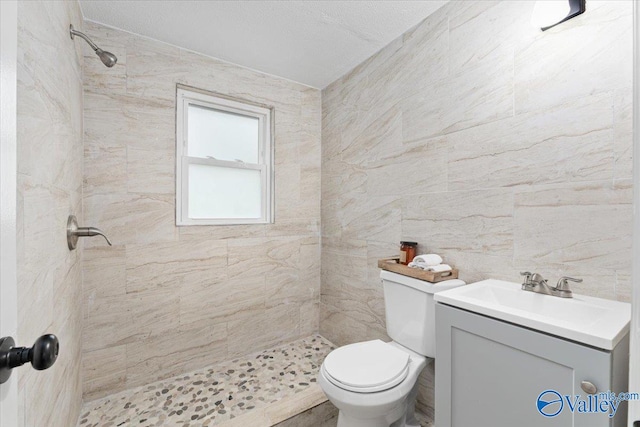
[381,270,465,357]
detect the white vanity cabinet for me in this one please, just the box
[435,303,629,427]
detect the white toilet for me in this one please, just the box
[318,270,465,427]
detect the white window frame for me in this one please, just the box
[176,86,274,226]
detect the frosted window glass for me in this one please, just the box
[188,164,262,219]
[187,104,259,163]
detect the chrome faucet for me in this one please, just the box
[66,215,112,250]
[520,272,582,299]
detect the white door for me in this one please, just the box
[0,1,19,426]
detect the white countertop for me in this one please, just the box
[435,279,631,350]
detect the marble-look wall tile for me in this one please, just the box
[84,287,181,352]
[124,322,228,389]
[82,23,321,399]
[83,193,135,246]
[401,52,514,143]
[341,107,403,167]
[614,88,633,180]
[366,137,448,197]
[322,249,368,286]
[265,218,319,238]
[83,143,127,195]
[81,21,128,96]
[514,181,632,291]
[300,88,322,165]
[616,271,632,303]
[322,160,367,202]
[18,179,56,344]
[17,1,85,426]
[514,0,632,114]
[125,37,185,102]
[300,301,321,337]
[340,196,402,243]
[319,303,367,347]
[321,0,632,421]
[321,283,385,333]
[448,1,532,73]
[396,6,450,93]
[123,194,178,244]
[126,240,227,294]
[227,304,301,358]
[365,241,399,284]
[83,246,126,324]
[402,189,514,256]
[82,345,127,401]
[447,92,614,190]
[83,192,179,248]
[126,147,175,194]
[84,92,176,159]
[179,275,265,327]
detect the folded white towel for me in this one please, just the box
[412,254,443,266]
[426,264,452,273]
[408,261,429,270]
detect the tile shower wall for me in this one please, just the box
[16,1,85,426]
[81,22,321,400]
[320,0,633,418]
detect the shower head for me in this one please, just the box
[69,25,117,68]
[95,48,118,68]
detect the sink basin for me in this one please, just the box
[434,279,630,350]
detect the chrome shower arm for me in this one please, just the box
[69,25,99,51]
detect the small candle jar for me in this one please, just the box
[400,241,417,265]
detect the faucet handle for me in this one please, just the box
[520,271,533,289]
[556,276,582,290]
[553,276,581,298]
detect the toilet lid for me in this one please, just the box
[323,340,410,393]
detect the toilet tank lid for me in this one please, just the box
[380,270,465,294]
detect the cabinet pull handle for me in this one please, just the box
[580,381,597,394]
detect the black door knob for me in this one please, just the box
[0,334,59,384]
[29,334,59,370]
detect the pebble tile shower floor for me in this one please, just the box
[77,336,335,426]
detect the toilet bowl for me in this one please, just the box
[318,340,427,427]
[319,271,465,427]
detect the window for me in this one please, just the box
[176,87,273,225]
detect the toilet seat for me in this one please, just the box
[322,340,410,393]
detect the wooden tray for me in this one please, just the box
[377,257,459,283]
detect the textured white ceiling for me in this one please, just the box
[79,1,448,88]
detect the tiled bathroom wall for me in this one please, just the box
[320,0,633,418]
[16,1,85,426]
[81,22,321,400]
